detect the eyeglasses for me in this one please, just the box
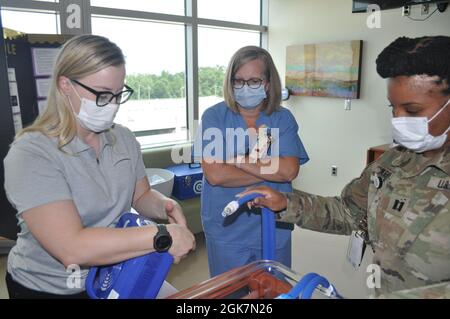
[232,78,265,89]
[71,79,134,107]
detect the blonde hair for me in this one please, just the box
[223,46,282,115]
[16,35,125,150]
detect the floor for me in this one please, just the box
[0,254,7,299]
[0,232,209,299]
[166,232,209,291]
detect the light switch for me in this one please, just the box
[344,99,351,111]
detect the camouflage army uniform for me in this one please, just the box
[278,146,450,297]
[379,281,450,299]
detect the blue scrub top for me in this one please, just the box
[194,101,309,249]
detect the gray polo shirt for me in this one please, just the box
[3,124,146,295]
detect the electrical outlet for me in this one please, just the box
[421,3,430,15]
[331,165,338,176]
[402,5,411,16]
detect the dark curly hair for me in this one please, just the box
[376,36,450,95]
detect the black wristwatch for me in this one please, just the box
[153,224,172,252]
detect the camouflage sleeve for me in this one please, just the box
[276,163,373,235]
[377,282,450,299]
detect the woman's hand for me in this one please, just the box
[238,185,288,212]
[166,224,196,264]
[165,199,187,227]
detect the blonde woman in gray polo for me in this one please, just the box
[3,35,195,298]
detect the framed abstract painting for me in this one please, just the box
[286,40,363,99]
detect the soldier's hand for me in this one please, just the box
[237,186,288,212]
[166,224,196,264]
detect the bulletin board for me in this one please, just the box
[1,31,71,239]
[4,31,72,132]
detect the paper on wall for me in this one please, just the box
[35,77,51,99]
[8,67,23,134]
[31,47,60,77]
[7,68,16,82]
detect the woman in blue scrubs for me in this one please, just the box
[195,46,309,277]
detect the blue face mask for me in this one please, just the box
[234,85,267,109]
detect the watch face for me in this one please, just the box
[156,235,172,252]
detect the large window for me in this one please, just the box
[198,27,260,119]
[92,16,187,146]
[0,9,59,34]
[91,0,184,16]
[198,0,261,24]
[0,1,267,148]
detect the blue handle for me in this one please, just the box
[286,272,320,298]
[234,193,275,261]
[262,207,275,260]
[300,275,330,299]
[236,193,265,206]
[279,272,342,299]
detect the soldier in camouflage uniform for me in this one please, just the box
[239,36,450,298]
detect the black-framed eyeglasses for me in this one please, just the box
[71,79,134,107]
[232,78,265,89]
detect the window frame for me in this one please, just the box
[0,0,268,149]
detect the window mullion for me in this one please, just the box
[197,18,266,32]
[82,0,92,34]
[0,0,58,11]
[261,0,268,48]
[185,0,199,141]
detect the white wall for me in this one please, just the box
[268,0,450,298]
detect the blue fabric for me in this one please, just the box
[194,101,309,276]
[206,236,292,278]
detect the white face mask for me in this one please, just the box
[69,82,119,133]
[234,85,267,109]
[391,99,450,153]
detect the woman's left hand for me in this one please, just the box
[165,199,187,227]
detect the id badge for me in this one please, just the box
[346,231,366,269]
